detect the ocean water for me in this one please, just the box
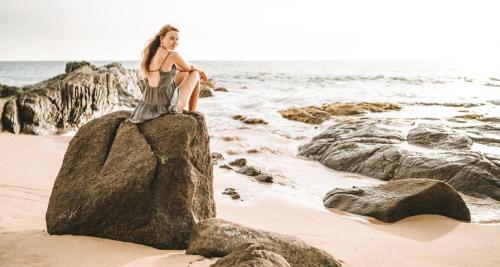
[1,61,500,222]
[2,61,499,138]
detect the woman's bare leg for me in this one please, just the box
[188,80,200,112]
[176,71,200,112]
[175,71,187,87]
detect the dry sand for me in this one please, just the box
[1,132,499,267]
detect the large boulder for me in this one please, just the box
[298,118,500,200]
[211,243,291,267]
[323,179,471,222]
[46,110,215,249]
[186,218,341,267]
[0,62,144,135]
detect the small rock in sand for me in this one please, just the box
[219,164,233,170]
[237,166,261,176]
[229,158,247,167]
[214,87,228,92]
[221,136,241,141]
[232,115,268,125]
[211,152,225,165]
[222,188,241,200]
[255,173,273,183]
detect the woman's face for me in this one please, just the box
[161,31,179,50]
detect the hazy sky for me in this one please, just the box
[1,0,499,61]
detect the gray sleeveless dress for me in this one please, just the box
[128,61,181,124]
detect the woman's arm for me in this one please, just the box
[171,51,208,81]
[170,51,195,72]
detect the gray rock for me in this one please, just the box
[407,124,473,149]
[219,164,233,170]
[1,62,144,135]
[237,166,261,176]
[1,97,20,133]
[186,218,341,267]
[255,174,273,183]
[65,60,91,73]
[46,110,215,249]
[211,152,225,165]
[323,179,471,222]
[211,243,291,267]
[299,118,500,200]
[222,188,241,200]
[214,87,228,92]
[0,83,23,98]
[229,158,247,167]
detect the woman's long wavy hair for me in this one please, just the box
[139,24,179,78]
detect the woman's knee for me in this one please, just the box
[188,71,200,80]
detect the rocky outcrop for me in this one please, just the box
[299,118,500,200]
[323,179,471,222]
[211,243,291,267]
[46,110,215,249]
[186,218,341,267]
[279,102,401,124]
[0,62,145,135]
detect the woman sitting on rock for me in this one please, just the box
[128,24,208,124]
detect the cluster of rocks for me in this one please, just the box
[299,117,500,200]
[278,102,401,124]
[0,61,144,135]
[217,156,278,184]
[222,188,241,200]
[46,112,341,266]
[187,219,341,267]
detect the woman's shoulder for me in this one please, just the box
[155,46,169,57]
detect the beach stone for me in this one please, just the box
[214,87,228,92]
[219,164,233,170]
[232,115,268,125]
[200,88,214,98]
[407,124,473,150]
[299,118,500,200]
[237,166,262,176]
[211,243,291,267]
[222,188,241,200]
[211,152,225,165]
[242,118,268,125]
[1,97,20,134]
[186,218,341,267]
[255,173,274,183]
[0,62,145,135]
[46,110,215,249]
[229,158,247,167]
[279,102,401,124]
[323,179,471,222]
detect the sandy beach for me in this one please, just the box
[1,131,499,267]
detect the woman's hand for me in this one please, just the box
[198,70,208,82]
